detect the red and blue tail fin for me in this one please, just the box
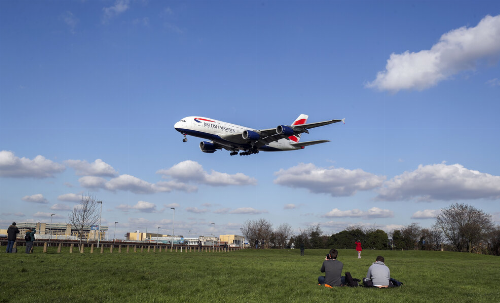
[289,114,308,142]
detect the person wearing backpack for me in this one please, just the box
[318,249,343,287]
[25,228,36,254]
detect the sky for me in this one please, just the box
[1,0,499,240]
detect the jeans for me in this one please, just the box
[318,276,346,286]
[6,240,15,253]
[26,241,33,254]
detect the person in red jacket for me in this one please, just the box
[355,240,362,259]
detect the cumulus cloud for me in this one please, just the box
[22,194,48,204]
[51,204,71,211]
[103,0,130,21]
[411,209,442,219]
[323,207,394,219]
[78,174,196,194]
[34,212,61,218]
[186,207,209,214]
[0,150,65,178]
[229,208,268,215]
[284,204,296,210]
[274,163,385,197]
[367,14,500,92]
[158,160,257,186]
[65,159,118,177]
[376,162,500,201]
[58,193,89,202]
[117,201,159,213]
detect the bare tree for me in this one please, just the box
[241,218,273,248]
[400,223,422,250]
[68,194,100,248]
[274,223,293,249]
[435,203,494,252]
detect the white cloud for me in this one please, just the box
[103,0,130,21]
[58,193,89,202]
[165,203,179,209]
[186,207,209,214]
[78,174,196,194]
[22,194,48,204]
[33,212,61,218]
[274,163,385,197]
[158,160,257,187]
[284,204,296,210]
[117,201,158,213]
[214,208,230,214]
[367,14,500,92]
[229,208,268,215]
[65,159,118,177]
[323,207,394,219]
[486,78,500,86]
[51,204,71,211]
[376,162,500,201]
[0,150,65,178]
[411,209,442,219]
[60,11,78,34]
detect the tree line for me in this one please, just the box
[241,203,500,256]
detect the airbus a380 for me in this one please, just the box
[174,114,345,156]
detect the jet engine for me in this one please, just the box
[276,125,294,136]
[242,130,260,141]
[199,141,217,153]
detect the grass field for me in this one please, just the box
[1,246,499,303]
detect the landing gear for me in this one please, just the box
[182,134,187,142]
[239,149,259,156]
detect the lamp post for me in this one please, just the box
[171,207,175,250]
[157,226,160,245]
[50,214,55,242]
[97,201,102,248]
[211,223,215,250]
[114,222,118,243]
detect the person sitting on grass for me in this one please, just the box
[318,249,343,287]
[365,256,390,288]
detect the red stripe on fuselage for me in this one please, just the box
[289,136,299,142]
[195,118,215,122]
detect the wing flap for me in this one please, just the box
[291,140,330,148]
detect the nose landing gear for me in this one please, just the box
[182,134,187,142]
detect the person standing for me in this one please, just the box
[318,249,344,287]
[300,242,305,256]
[6,222,20,253]
[25,228,36,254]
[366,256,390,288]
[355,240,362,259]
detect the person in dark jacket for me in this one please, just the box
[6,222,20,253]
[318,249,344,287]
[25,228,36,254]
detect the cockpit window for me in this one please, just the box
[180,119,186,122]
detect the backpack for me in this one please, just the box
[363,278,374,287]
[25,233,31,241]
[389,278,404,287]
[344,272,359,287]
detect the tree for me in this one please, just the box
[391,230,403,250]
[274,223,293,249]
[241,218,273,249]
[365,229,389,250]
[400,223,421,250]
[420,227,443,251]
[309,225,324,249]
[435,203,494,252]
[68,194,100,248]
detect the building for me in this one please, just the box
[0,222,108,241]
[219,235,245,247]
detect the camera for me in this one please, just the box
[326,254,332,259]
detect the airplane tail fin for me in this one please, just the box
[289,114,308,142]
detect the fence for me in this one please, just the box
[0,239,242,254]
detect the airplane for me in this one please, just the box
[174,114,345,156]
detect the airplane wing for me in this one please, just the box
[291,140,330,148]
[219,117,344,149]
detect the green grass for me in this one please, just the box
[1,247,499,303]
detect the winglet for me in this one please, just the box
[342,118,345,124]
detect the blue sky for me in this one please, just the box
[1,0,499,239]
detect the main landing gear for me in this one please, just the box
[182,134,187,142]
[239,150,259,156]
